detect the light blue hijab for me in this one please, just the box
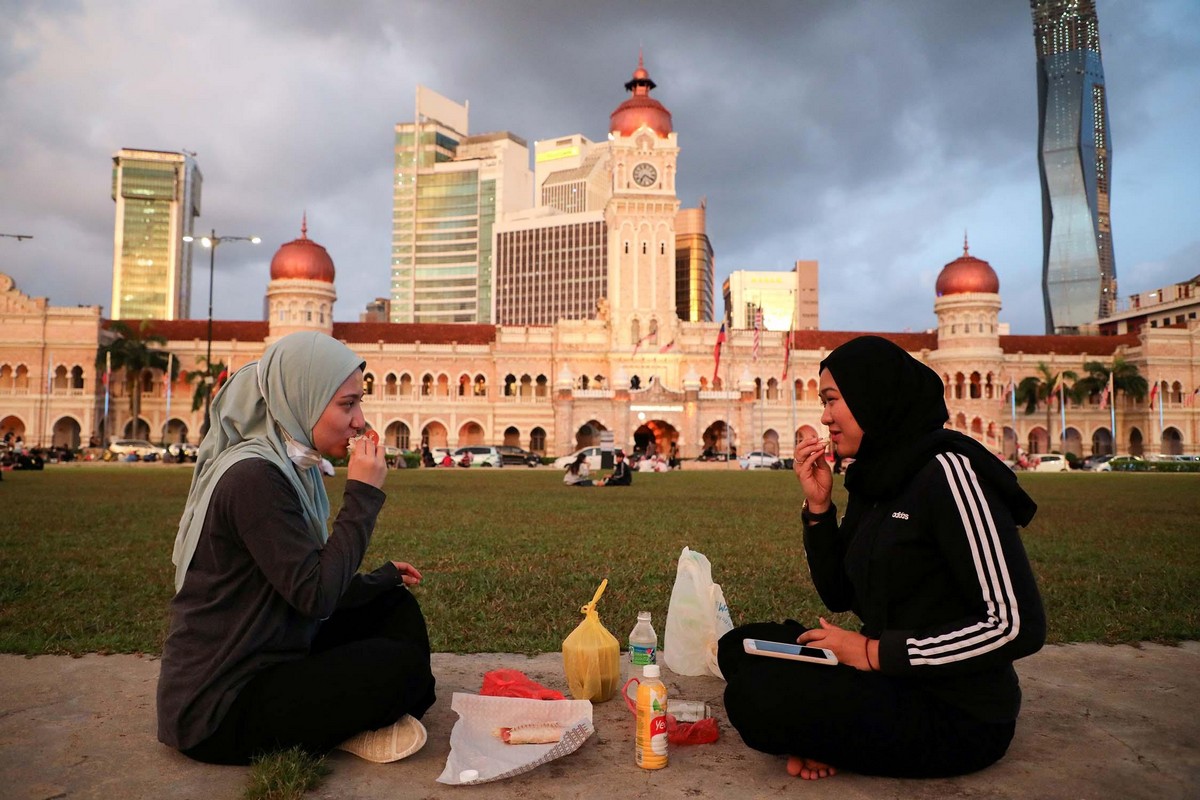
[171,331,365,592]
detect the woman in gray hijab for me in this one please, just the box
[157,331,434,765]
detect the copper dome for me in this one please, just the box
[269,216,335,283]
[936,237,999,296]
[610,55,672,138]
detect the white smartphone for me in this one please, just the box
[743,638,839,665]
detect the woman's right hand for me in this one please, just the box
[347,435,387,489]
[793,437,832,514]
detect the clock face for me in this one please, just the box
[632,162,658,187]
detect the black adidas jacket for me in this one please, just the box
[803,450,1046,723]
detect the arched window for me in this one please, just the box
[363,372,375,396]
[421,373,434,396]
[648,318,658,345]
[473,374,487,396]
[954,373,965,400]
[535,375,548,397]
[969,372,982,400]
[530,427,547,453]
[631,318,640,345]
[71,365,85,390]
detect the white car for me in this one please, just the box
[739,451,781,470]
[107,439,167,460]
[553,446,604,471]
[1029,454,1069,473]
[451,445,504,467]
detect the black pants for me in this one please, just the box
[718,622,1015,778]
[184,586,436,765]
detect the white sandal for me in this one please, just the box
[336,715,427,763]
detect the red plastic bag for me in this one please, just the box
[481,669,566,701]
[666,715,720,745]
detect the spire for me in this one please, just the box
[301,211,308,240]
[963,229,969,256]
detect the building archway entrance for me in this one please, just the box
[575,420,606,450]
[1162,427,1183,456]
[386,421,410,450]
[701,421,736,458]
[633,419,678,460]
[123,417,150,440]
[1,415,27,442]
[458,422,484,447]
[1091,427,1112,456]
[52,417,81,449]
[421,421,448,449]
[164,418,189,446]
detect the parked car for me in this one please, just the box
[553,446,604,471]
[107,439,167,461]
[1096,455,1145,472]
[1080,454,1113,471]
[739,450,781,470]
[452,445,504,467]
[497,445,541,467]
[1029,454,1069,473]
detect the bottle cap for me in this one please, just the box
[643,664,661,678]
[638,611,651,620]
[459,769,479,782]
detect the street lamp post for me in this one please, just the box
[182,229,260,435]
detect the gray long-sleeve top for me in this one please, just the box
[157,458,387,750]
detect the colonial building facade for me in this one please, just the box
[2,236,1197,459]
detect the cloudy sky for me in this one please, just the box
[2,0,1197,335]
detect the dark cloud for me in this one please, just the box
[1,0,1195,334]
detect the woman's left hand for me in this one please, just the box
[392,561,423,586]
[797,617,877,672]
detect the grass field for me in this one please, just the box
[1,465,1197,655]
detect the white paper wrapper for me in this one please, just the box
[436,693,594,785]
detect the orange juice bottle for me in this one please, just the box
[634,664,668,769]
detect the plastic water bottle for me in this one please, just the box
[634,664,668,769]
[629,611,657,668]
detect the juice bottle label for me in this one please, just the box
[630,643,656,666]
[636,684,668,769]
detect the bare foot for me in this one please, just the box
[786,755,837,780]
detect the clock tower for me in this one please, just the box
[605,56,681,349]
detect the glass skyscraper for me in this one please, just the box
[1031,0,1116,334]
[390,87,530,323]
[110,149,201,320]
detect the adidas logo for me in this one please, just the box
[891,511,910,520]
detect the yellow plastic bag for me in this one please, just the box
[562,579,621,702]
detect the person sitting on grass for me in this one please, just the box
[157,330,435,766]
[598,449,632,486]
[718,335,1045,781]
[563,451,593,486]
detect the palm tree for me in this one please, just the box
[1015,362,1077,453]
[182,355,228,414]
[1074,356,1149,454]
[96,321,178,441]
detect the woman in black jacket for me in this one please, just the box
[718,335,1045,780]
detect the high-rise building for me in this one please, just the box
[1031,0,1116,334]
[110,149,201,320]
[390,87,531,323]
[722,265,818,331]
[675,204,714,323]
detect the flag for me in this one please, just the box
[781,329,792,381]
[1099,383,1110,410]
[752,308,762,362]
[1149,381,1159,410]
[1186,387,1200,407]
[712,323,727,383]
[1002,376,1015,403]
[659,339,676,354]
[631,332,652,358]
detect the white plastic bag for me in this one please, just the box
[663,546,734,678]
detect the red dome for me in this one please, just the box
[269,216,335,283]
[610,56,672,138]
[936,238,999,296]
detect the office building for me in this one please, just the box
[390,87,532,323]
[110,149,201,320]
[675,204,714,323]
[723,264,818,331]
[1031,0,1117,333]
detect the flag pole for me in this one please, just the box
[164,352,173,446]
[1158,380,1165,454]
[1108,370,1116,455]
[1060,377,1067,455]
[1009,376,1017,457]
[104,350,111,446]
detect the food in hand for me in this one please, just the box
[492,722,563,745]
[348,429,380,450]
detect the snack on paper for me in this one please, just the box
[492,722,564,745]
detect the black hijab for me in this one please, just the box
[820,336,1036,526]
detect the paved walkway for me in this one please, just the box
[1,644,1197,799]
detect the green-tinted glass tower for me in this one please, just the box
[110,149,202,320]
